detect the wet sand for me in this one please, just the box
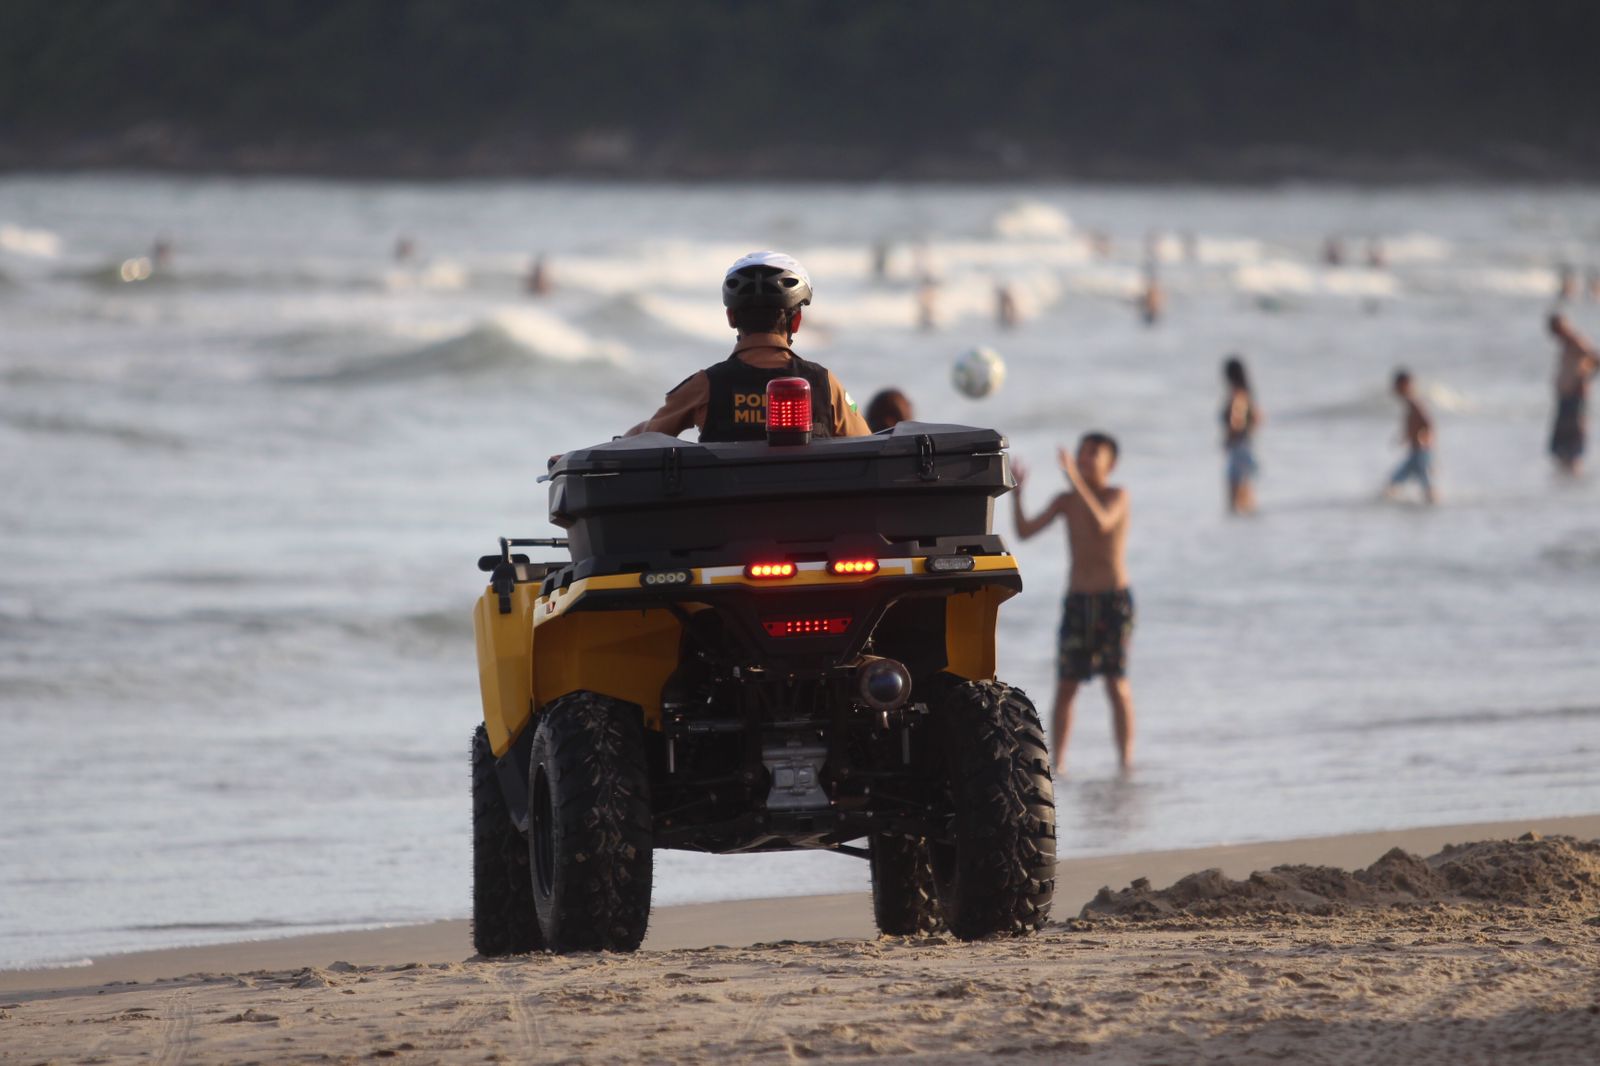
[3,814,1597,1064]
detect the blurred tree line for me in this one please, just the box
[2,0,1596,176]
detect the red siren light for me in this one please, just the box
[746,561,797,579]
[828,559,879,576]
[766,377,812,445]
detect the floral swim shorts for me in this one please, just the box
[1057,588,1135,681]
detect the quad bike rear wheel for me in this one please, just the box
[869,833,944,936]
[528,691,654,952]
[471,725,542,956]
[928,680,1056,939]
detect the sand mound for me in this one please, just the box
[1082,833,1600,921]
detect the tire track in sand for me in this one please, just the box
[738,983,805,1048]
[488,964,545,1056]
[155,988,194,1066]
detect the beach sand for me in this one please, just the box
[3,814,1597,1064]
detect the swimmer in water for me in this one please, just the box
[1384,369,1438,504]
[1557,263,1578,303]
[1323,236,1345,267]
[916,278,939,332]
[525,255,550,296]
[1138,263,1164,326]
[995,282,1019,330]
[864,388,914,432]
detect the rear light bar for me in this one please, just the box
[746,561,796,579]
[925,555,976,573]
[829,559,879,576]
[762,615,852,638]
[766,377,812,446]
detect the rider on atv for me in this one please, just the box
[473,250,1055,956]
[626,251,873,442]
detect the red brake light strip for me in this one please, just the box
[762,616,852,637]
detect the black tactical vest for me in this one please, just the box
[699,350,834,443]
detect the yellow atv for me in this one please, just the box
[471,410,1055,954]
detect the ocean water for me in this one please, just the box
[2,176,1599,969]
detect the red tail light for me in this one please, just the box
[766,377,812,445]
[829,559,879,576]
[763,615,852,637]
[746,561,796,579]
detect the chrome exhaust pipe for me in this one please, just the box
[856,656,912,712]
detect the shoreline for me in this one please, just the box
[6,811,1596,999]
[6,814,1597,1063]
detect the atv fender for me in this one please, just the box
[474,584,539,757]
[943,582,1010,682]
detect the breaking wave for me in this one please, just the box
[0,408,187,450]
[275,308,629,385]
[1285,381,1479,421]
[0,223,61,258]
[991,200,1073,239]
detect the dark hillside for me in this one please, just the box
[2,0,1595,180]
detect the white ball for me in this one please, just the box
[952,346,1006,399]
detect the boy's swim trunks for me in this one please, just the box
[1057,589,1135,682]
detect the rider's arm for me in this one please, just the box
[625,371,709,437]
[825,372,873,437]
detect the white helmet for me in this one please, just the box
[722,250,813,311]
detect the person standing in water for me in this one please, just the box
[995,281,1019,330]
[1384,369,1438,504]
[1221,356,1262,514]
[1548,312,1600,475]
[1557,264,1579,303]
[1138,262,1164,326]
[525,255,550,296]
[1012,434,1136,775]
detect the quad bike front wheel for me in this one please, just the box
[471,725,542,956]
[528,691,654,952]
[869,833,944,936]
[928,680,1056,939]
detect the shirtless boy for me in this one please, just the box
[1384,369,1437,505]
[1011,433,1135,774]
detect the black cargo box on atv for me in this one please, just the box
[546,421,1010,567]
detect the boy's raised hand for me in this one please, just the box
[1057,445,1080,485]
[1011,458,1029,486]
